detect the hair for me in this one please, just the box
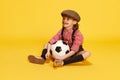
[73,23,79,31]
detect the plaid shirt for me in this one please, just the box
[49,28,84,52]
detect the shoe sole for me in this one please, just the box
[28,55,45,64]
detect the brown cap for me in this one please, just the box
[61,10,80,22]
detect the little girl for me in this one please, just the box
[28,10,90,67]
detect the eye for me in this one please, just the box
[67,17,70,20]
[63,16,70,21]
[62,16,66,20]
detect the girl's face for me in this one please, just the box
[62,16,77,29]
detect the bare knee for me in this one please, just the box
[82,51,91,59]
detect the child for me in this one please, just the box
[28,10,91,67]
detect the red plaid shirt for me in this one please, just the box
[49,28,84,52]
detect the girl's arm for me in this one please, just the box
[47,43,51,53]
[45,43,51,59]
[62,51,75,60]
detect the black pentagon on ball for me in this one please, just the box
[65,50,70,54]
[55,46,62,53]
[62,41,67,45]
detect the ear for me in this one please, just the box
[73,20,77,25]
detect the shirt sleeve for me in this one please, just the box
[48,29,62,44]
[71,30,84,52]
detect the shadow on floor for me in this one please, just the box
[67,60,92,66]
[53,60,92,69]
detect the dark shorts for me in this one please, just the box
[76,45,84,53]
[71,45,84,57]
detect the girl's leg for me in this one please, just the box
[64,51,91,65]
[53,51,91,67]
[28,44,48,64]
[40,44,48,59]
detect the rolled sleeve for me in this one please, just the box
[71,30,84,52]
[49,29,61,44]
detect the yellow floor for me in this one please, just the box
[1,0,120,80]
[0,39,120,80]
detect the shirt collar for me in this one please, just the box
[64,27,73,33]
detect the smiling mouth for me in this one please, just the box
[63,23,69,25]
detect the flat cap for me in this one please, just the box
[61,10,80,22]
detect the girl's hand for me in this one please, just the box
[45,52,50,59]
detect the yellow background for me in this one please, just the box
[0,0,120,80]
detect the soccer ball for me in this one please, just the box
[50,40,70,58]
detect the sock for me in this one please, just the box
[64,54,84,65]
[41,49,47,60]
